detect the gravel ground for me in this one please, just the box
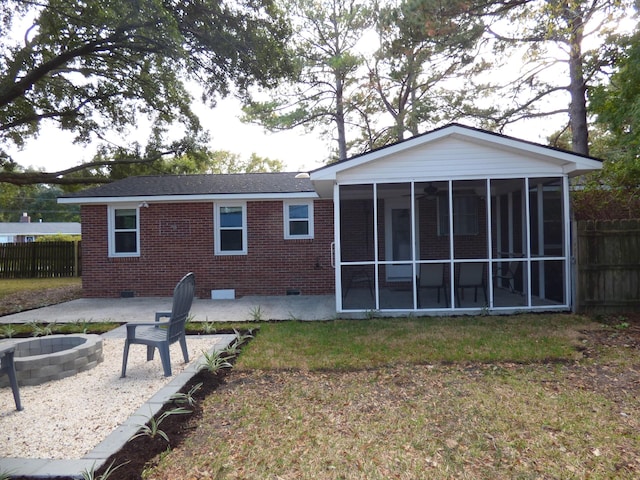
[0,336,221,459]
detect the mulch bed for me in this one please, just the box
[94,368,230,480]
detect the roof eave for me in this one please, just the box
[58,191,319,205]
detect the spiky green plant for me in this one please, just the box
[249,305,263,321]
[201,320,218,334]
[171,382,203,408]
[198,349,232,374]
[130,407,191,444]
[81,460,129,480]
[0,324,17,338]
[28,321,55,337]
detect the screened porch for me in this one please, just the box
[336,177,571,313]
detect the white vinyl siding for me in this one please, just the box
[336,138,568,183]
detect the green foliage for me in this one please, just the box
[0,325,17,339]
[0,0,294,186]
[198,349,233,374]
[0,182,79,222]
[131,407,191,444]
[170,382,203,408]
[81,461,129,480]
[471,0,634,155]
[586,28,640,208]
[573,28,640,222]
[202,151,284,174]
[572,181,640,220]
[249,305,263,322]
[221,328,255,356]
[28,321,55,337]
[363,0,488,149]
[35,234,81,242]
[590,30,640,162]
[242,0,373,160]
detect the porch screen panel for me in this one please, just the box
[339,185,374,262]
[416,181,450,260]
[378,183,413,264]
[529,178,565,257]
[378,265,415,309]
[492,260,528,307]
[491,179,528,307]
[341,264,376,310]
[531,260,565,305]
[450,180,488,260]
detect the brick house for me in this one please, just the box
[60,124,602,314]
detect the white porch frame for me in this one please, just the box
[334,176,572,315]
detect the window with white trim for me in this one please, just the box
[215,203,247,255]
[284,201,314,239]
[438,196,479,236]
[108,206,140,257]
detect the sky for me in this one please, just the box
[8,95,330,175]
[8,93,567,177]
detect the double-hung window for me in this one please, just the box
[438,196,479,236]
[284,201,314,239]
[215,203,247,255]
[108,206,139,257]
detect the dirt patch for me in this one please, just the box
[0,284,82,317]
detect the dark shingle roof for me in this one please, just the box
[60,173,315,199]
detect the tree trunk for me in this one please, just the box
[335,75,348,160]
[567,6,589,156]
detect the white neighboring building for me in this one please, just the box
[0,213,80,243]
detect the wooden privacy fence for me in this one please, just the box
[575,219,640,314]
[0,241,81,279]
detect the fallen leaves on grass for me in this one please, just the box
[146,359,640,480]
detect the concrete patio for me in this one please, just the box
[0,294,338,325]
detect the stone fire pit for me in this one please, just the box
[0,334,103,387]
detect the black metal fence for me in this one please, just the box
[0,241,81,278]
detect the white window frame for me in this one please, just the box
[283,200,314,239]
[437,195,479,236]
[214,202,247,255]
[107,205,140,257]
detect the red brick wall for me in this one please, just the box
[81,200,335,298]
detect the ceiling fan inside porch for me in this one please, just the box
[402,182,439,199]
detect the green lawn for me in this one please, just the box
[236,314,591,370]
[0,277,81,298]
[146,314,640,479]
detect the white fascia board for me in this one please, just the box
[58,191,319,205]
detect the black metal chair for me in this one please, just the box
[1,344,23,411]
[417,263,448,307]
[494,260,521,293]
[343,268,374,300]
[456,263,487,307]
[121,272,195,377]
